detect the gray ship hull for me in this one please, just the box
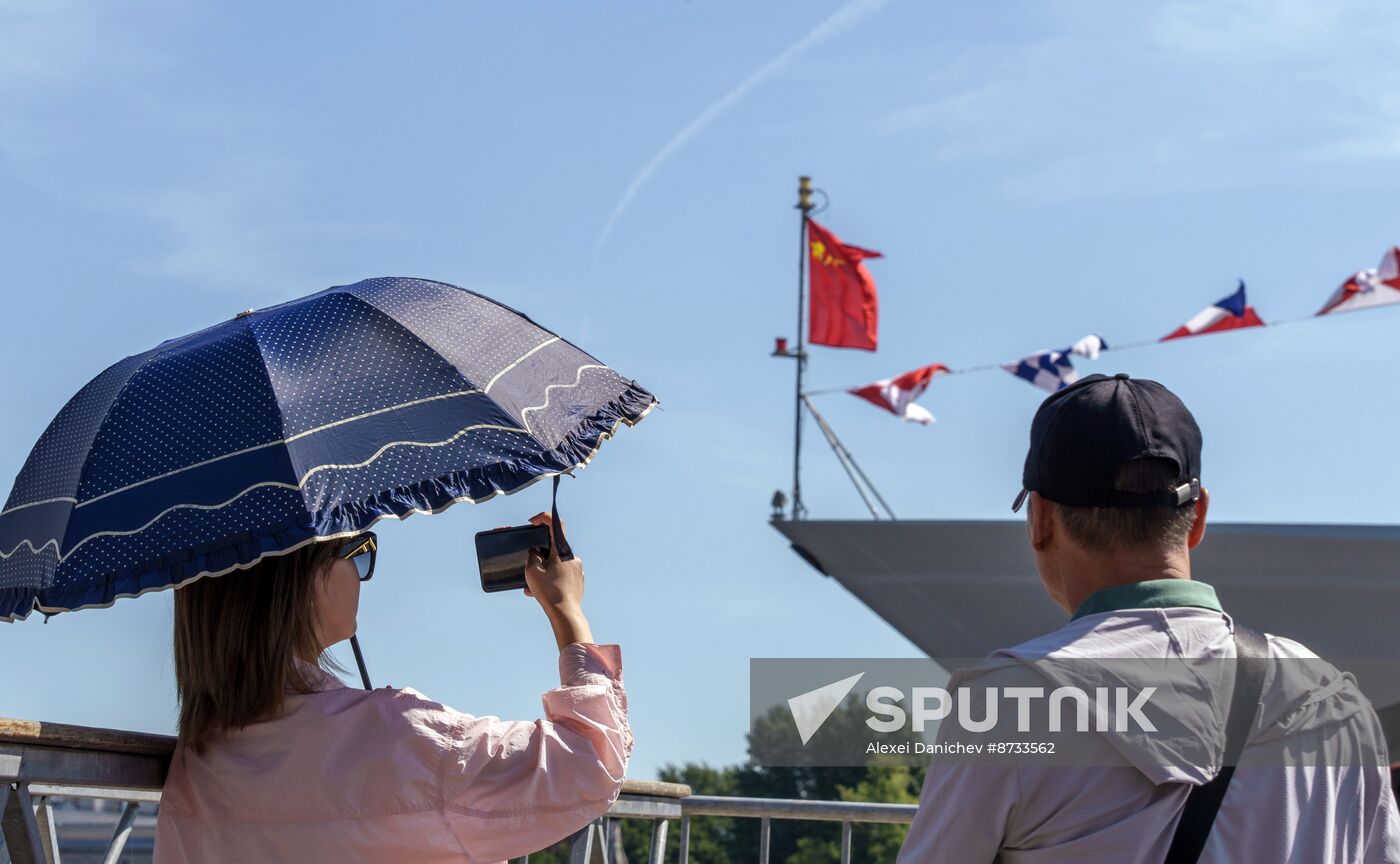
[773,518,1400,740]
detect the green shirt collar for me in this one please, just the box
[1071,578,1222,622]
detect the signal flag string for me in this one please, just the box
[801,307,1360,399]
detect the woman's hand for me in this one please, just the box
[523,512,593,651]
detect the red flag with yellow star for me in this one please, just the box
[806,217,881,350]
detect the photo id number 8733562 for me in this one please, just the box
[985,742,1056,755]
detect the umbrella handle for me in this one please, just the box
[350,634,373,689]
[551,475,575,562]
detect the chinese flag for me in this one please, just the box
[806,217,881,351]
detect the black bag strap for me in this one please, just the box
[550,475,574,562]
[1163,623,1269,864]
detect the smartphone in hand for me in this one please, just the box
[475,524,552,592]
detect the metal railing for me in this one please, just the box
[0,718,917,864]
[547,789,917,864]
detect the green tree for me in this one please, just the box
[620,762,742,863]
[786,764,921,864]
[671,695,925,863]
[535,692,927,863]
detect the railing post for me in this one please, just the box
[567,822,593,864]
[758,816,771,864]
[648,819,668,864]
[103,801,141,864]
[568,818,610,864]
[840,820,852,864]
[678,815,690,864]
[1,783,48,864]
[33,795,60,864]
[607,818,626,863]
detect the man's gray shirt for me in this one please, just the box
[898,581,1400,863]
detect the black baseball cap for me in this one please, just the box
[1011,373,1202,513]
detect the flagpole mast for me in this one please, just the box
[792,176,814,521]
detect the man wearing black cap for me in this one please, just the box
[898,374,1400,863]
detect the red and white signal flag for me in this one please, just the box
[849,363,949,425]
[1317,246,1400,316]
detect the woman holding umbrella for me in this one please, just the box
[158,513,630,863]
[0,278,658,862]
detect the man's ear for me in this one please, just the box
[1186,486,1210,550]
[1028,491,1055,552]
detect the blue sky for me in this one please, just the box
[2,1,1398,778]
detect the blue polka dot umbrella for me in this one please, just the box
[0,277,656,621]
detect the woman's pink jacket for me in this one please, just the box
[153,643,631,863]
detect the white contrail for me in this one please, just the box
[594,0,896,252]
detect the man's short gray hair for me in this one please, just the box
[1053,458,1198,553]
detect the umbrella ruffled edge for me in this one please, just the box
[0,586,37,622]
[2,382,658,622]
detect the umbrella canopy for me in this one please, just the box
[0,277,656,621]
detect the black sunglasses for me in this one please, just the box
[335,532,378,582]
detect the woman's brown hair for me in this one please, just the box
[173,541,341,753]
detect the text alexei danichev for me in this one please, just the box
[868,741,983,755]
[866,741,1058,755]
